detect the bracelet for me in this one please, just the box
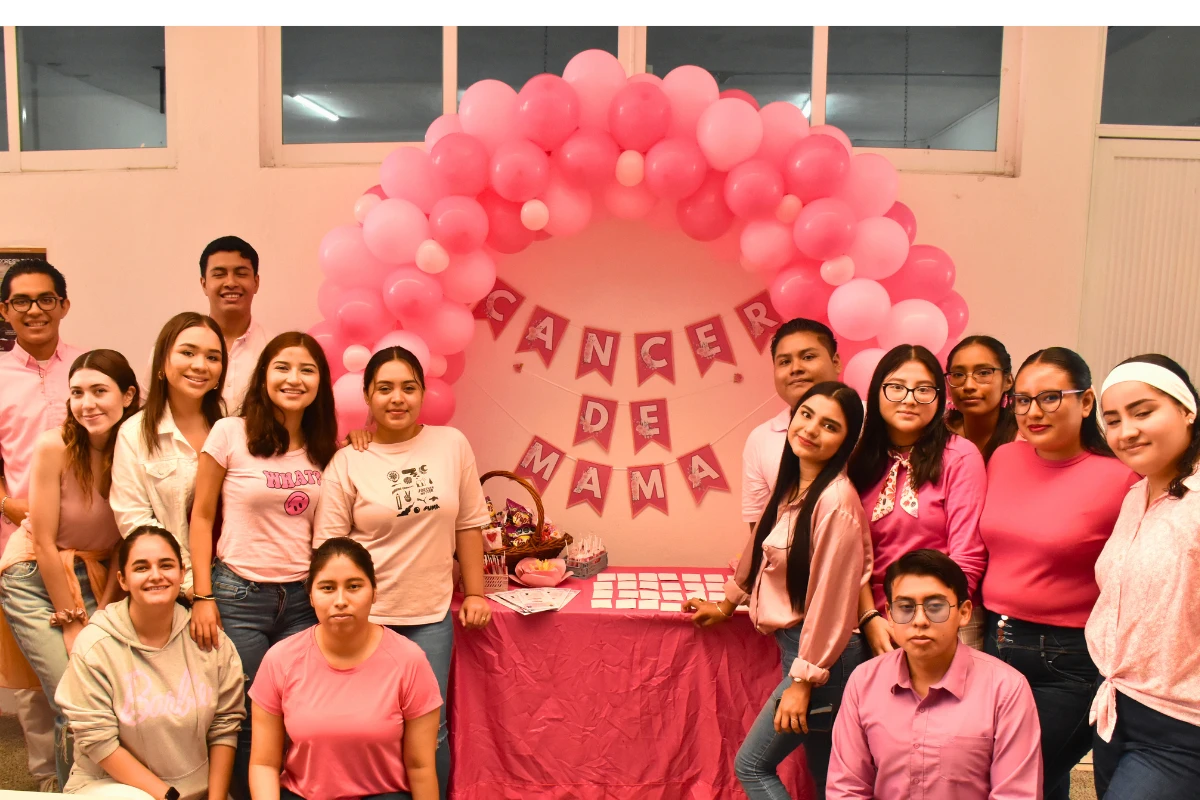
[859,609,882,628]
[49,608,87,628]
[0,495,9,524]
[464,593,485,599]
[192,594,216,602]
[716,600,733,617]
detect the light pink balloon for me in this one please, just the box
[877,299,950,353]
[373,330,432,372]
[881,244,956,303]
[809,124,853,154]
[827,278,892,341]
[740,219,796,273]
[553,129,620,188]
[429,196,488,254]
[843,348,885,399]
[835,153,900,219]
[317,279,346,320]
[332,372,369,441]
[845,216,910,280]
[542,173,593,237]
[308,320,350,382]
[354,193,382,224]
[489,140,551,203]
[415,240,450,274]
[770,262,834,320]
[677,171,733,242]
[337,288,393,345]
[697,98,764,171]
[643,137,708,200]
[603,180,657,220]
[562,49,627,132]
[661,65,719,140]
[441,351,467,383]
[382,266,443,320]
[724,159,784,219]
[885,201,917,244]
[776,194,803,224]
[319,224,393,289]
[820,255,855,286]
[429,133,490,196]
[424,113,462,149]
[427,353,448,378]
[938,291,969,342]
[379,147,446,214]
[629,73,663,87]
[520,199,549,230]
[793,198,858,261]
[756,102,810,165]
[418,377,457,425]
[615,150,645,187]
[362,199,430,265]
[342,344,371,373]
[440,250,497,305]
[719,88,760,109]
[517,74,580,151]
[458,79,520,153]
[404,300,476,355]
[609,81,672,152]
[784,134,851,203]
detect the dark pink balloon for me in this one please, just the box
[477,189,534,254]
[430,133,489,197]
[429,196,489,254]
[724,159,785,219]
[308,320,349,382]
[608,82,672,153]
[489,139,551,203]
[553,129,620,188]
[719,88,760,110]
[884,201,917,244]
[937,290,969,341]
[793,198,858,261]
[770,262,835,321]
[676,171,733,242]
[783,134,850,202]
[418,377,457,425]
[643,137,708,200]
[365,184,387,200]
[441,351,467,384]
[517,74,581,151]
[881,244,957,303]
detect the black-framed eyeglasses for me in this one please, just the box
[882,383,940,404]
[890,599,962,624]
[1012,389,1085,415]
[945,367,1001,388]
[3,295,63,313]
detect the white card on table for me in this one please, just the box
[591,598,613,609]
[662,582,683,592]
[597,574,616,582]
[616,598,637,609]
[638,599,660,610]
[689,591,708,601]
[639,580,659,589]
[638,572,658,581]
[618,581,638,591]
[639,589,660,600]
[663,591,685,601]
[618,573,637,581]
[660,601,684,612]
[593,589,613,599]
[682,573,703,582]
[704,574,725,582]
[618,590,639,599]
[684,583,704,592]
[657,572,679,581]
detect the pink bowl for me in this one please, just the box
[514,557,571,587]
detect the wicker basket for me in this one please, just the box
[481,469,573,570]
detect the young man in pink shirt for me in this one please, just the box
[198,236,268,414]
[0,259,83,791]
[828,549,1042,800]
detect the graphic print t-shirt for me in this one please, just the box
[313,425,490,625]
[202,417,322,583]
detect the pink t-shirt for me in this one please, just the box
[981,441,1138,628]
[741,407,790,524]
[313,425,491,625]
[249,626,442,800]
[201,417,322,583]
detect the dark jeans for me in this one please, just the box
[389,613,454,800]
[212,559,318,800]
[281,788,411,800]
[1093,690,1200,800]
[984,612,1097,800]
[735,625,865,800]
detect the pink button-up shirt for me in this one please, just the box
[828,644,1043,800]
[0,340,81,549]
[724,474,873,684]
[741,407,790,523]
[1086,470,1200,741]
[859,435,988,612]
[221,319,268,414]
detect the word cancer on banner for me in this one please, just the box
[566,459,612,515]
[515,306,570,367]
[472,278,526,340]
[513,435,566,494]
[676,444,730,505]
[684,315,736,377]
[576,326,621,384]
[574,395,619,451]
[628,464,669,517]
[634,330,675,386]
[629,398,671,453]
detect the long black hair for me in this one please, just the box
[748,381,864,613]
[1018,347,1112,457]
[1116,354,1200,498]
[943,335,1018,463]
[849,344,951,492]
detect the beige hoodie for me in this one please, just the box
[55,598,245,800]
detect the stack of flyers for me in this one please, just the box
[488,587,580,615]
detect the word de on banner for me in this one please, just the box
[516,306,570,367]
[628,464,669,517]
[629,398,671,453]
[734,291,783,355]
[677,444,730,505]
[574,395,618,451]
[634,330,675,386]
[472,278,526,339]
[684,315,736,377]
[568,459,612,515]
[576,326,620,384]
[514,436,566,494]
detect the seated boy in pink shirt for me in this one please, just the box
[828,549,1042,800]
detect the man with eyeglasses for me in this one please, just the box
[828,549,1042,799]
[0,258,82,792]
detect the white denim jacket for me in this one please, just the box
[109,407,200,592]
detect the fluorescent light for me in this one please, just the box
[801,100,812,118]
[291,94,339,122]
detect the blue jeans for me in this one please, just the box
[0,558,99,789]
[984,612,1097,800]
[388,613,453,800]
[281,789,410,800]
[1093,690,1200,800]
[735,625,865,800]
[211,560,318,800]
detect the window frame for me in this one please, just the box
[0,25,179,172]
[1095,28,1200,142]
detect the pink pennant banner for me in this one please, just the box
[513,436,566,495]
[634,330,675,386]
[573,395,618,451]
[629,398,671,454]
[515,306,570,367]
[472,278,526,340]
[576,327,621,385]
[566,459,612,515]
[734,291,783,354]
[676,444,731,505]
[628,464,669,517]
[684,315,737,376]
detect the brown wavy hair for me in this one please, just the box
[242,332,338,469]
[142,312,227,454]
[62,350,141,502]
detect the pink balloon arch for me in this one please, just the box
[310,50,970,436]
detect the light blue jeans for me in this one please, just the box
[735,624,865,800]
[388,612,453,800]
[0,558,99,789]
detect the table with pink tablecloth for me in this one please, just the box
[448,568,813,800]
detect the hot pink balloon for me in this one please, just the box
[877,299,950,353]
[793,198,858,261]
[644,138,708,200]
[609,82,672,153]
[835,153,899,219]
[458,79,520,153]
[697,98,764,171]
[827,279,892,341]
[542,173,593,237]
[418,377,457,425]
[740,219,797,273]
[553,129,620,188]
[562,49,627,131]
[317,279,346,320]
[364,184,387,200]
[938,290,969,342]
[770,262,834,320]
[489,140,551,203]
[661,65,719,140]
[603,180,657,220]
[884,201,917,244]
[784,134,851,202]
[845,217,910,280]
[362,199,430,265]
[428,196,488,254]
[676,171,733,242]
[441,351,467,384]
[319,225,392,290]
[404,300,476,355]
[882,244,956,303]
[379,147,446,214]
[809,124,853,154]
[478,189,534,254]
[517,73,580,151]
[719,88,760,109]
[724,159,785,219]
[373,330,432,373]
[337,288,393,345]
[430,133,490,196]
[440,249,496,305]
[843,348,885,399]
[629,73,663,87]
[333,372,369,440]
[756,102,810,165]
[382,266,443,320]
[424,113,462,149]
[308,320,349,382]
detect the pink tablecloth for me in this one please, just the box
[448,568,811,800]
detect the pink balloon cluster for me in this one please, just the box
[312,50,970,423]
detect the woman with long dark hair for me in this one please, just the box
[687,382,870,800]
[943,335,1019,462]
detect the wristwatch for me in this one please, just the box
[164,787,179,800]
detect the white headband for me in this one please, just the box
[1100,362,1198,415]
